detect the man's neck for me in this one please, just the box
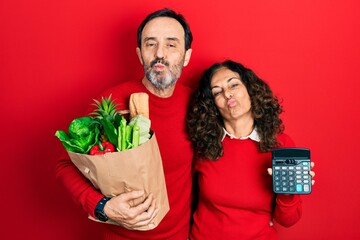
[141,77,176,98]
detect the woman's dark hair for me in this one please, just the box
[137,8,193,50]
[186,60,284,160]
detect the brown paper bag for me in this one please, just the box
[67,133,169,230]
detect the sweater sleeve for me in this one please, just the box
[273,194,302,227]
[55,151,104,218]
[273,133,302,227]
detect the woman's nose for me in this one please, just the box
[224,89,233,99]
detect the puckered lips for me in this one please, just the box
[227,98,237,108]
[153,63,165,72]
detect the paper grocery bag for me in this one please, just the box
[67,133,169,231]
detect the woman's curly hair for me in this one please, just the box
[186,60,284,160]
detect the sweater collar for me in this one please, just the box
[222,127,260,142]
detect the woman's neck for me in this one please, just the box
[224,116,254,138]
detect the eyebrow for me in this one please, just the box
[143,37,180,42]
[210,77,239,90]
[144,37,156,42]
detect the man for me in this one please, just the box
[56,8,194,240]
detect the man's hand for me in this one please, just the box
[104,190,159,229]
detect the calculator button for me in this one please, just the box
[303,184,310,192]
[296,184,302,192]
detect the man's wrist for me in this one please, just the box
[94,197,111,222]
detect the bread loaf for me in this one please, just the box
[129,92,149,119]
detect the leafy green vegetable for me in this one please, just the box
[97,117,118,148]
[55,116,100,153]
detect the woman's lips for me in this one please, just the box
[227,99,237,107]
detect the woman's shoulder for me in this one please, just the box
[277,132,296,148]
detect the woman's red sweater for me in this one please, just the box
[190,133,302,240]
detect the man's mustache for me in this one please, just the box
[150,58,169,67]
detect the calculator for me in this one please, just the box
[272,148,312,194]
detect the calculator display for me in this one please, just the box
[272,148,311,194]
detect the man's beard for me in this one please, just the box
[144,57,184,91]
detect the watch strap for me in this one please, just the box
[94,197,110,222]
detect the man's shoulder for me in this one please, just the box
[176,81,195,96]
[100,79,144,96]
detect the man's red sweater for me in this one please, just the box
[56,80,193,240]
[190,133,302,240]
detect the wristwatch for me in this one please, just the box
[94,197,111,222]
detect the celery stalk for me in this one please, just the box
[132,124,140,147]
[125,125,132,149]
[120,117,127,151]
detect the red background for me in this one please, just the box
[1,0,359,239]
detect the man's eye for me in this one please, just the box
[168,44,176,48]
[146,42,156,47]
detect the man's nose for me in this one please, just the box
[155,46,165,59]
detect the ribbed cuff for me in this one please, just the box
[84,192,105,218]
[276,194,301,207]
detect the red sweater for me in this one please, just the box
[190,133,302,240]
[56,80,193,240]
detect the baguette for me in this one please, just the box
[129,92,149,119]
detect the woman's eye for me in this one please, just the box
[230,83,239,89]
[212,91,221,97]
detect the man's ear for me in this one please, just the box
[136,47,143,65]
[183,48,192,67]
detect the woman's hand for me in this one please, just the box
[267,162,316,186]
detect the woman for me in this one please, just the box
[186,60,315,240]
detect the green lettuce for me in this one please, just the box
[55,116,100,153]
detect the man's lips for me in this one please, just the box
[153,63,165,71]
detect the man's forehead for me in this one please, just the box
[142,17,185,41]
